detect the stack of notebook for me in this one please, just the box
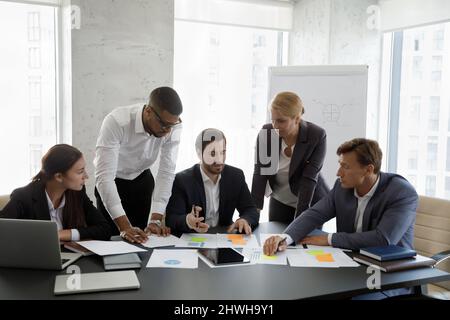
[353,245,436,272]
[103,253,142,271]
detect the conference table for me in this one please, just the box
[0,222,449,300]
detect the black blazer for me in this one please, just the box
[165,164,259,234]
[252,120,329,216]
[0,181,111,240]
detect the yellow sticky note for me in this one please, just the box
[316,253,335,262]
[307,250,325,256]
[262,255,277,260]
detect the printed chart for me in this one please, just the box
[216,234,260,249]
[287,246,359,268]
[177,233,218,248]
[146,249,198,269]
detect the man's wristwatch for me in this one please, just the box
[149,220,162,227]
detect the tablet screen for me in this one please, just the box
[198,248,249,265]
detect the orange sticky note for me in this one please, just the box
[231,239,247,245]
[316,254,335,263]
[227,234,244,240]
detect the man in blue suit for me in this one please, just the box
[165,128,259,235]
[264,138,418,254]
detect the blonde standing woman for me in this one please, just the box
[252,92,329,224]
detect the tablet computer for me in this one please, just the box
[198,248,250,266]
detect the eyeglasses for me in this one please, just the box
[149,105,182,130]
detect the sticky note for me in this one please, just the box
[231,239,247,245]
[307,250,325,256]
[190,237,207,243]
[316,253,335,262]
[262,255,277,260]
[227,234,244,240]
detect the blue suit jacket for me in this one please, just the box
[284,172,418,250]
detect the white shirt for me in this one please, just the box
[327,176,380,245]
[94,104,182,220]
[199,165,221,228]
[45,191,80,241]
[271,140,298,208]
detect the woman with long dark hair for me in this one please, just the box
[0,144,111,241]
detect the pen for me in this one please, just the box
[192,205,199,228]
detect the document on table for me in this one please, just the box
[259,233,297,248]
[176,233,218,248]
[286,245,359,268]
[142,235,182,248]
[146,249,198,269]
[76,240,147,256]
[242,247,288,265]
[216,233,260,248]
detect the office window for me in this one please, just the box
[408,97,421,130]
[385,21,450,199]
[413,32,424,51]
[426,137,438,171]
[431,56,443,90]
[433,28,444,50]
[412,56,423,80]
[408,136,419,170]
[29,115,42,137]
[27,11,40,42]
[428,97,440,131]
[29,76,42,111]
[28,47,41,69]
[174,13,287,222]
[431,71,442,89]
[29,144,43,178]
[425,176,436,197]
[432,56,443,70]
[0,1,58,194]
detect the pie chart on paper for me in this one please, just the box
[164,259,181,265]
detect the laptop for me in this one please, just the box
[0,219,82,270]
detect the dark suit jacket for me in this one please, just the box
[165,164,259,234]
[252,120,329,216]
[284,172,418,250]
[0,181,111,240]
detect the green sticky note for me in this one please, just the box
[190,237,207,243]
[307,250,325,256]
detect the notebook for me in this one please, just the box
[353,253,435,272]
[359,245,416,261]
[54,270,140,295]
[103,253,142,270]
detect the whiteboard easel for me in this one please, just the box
[268,65,369,187]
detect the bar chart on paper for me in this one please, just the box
[242,248,288,265]
[177,233,218,248]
